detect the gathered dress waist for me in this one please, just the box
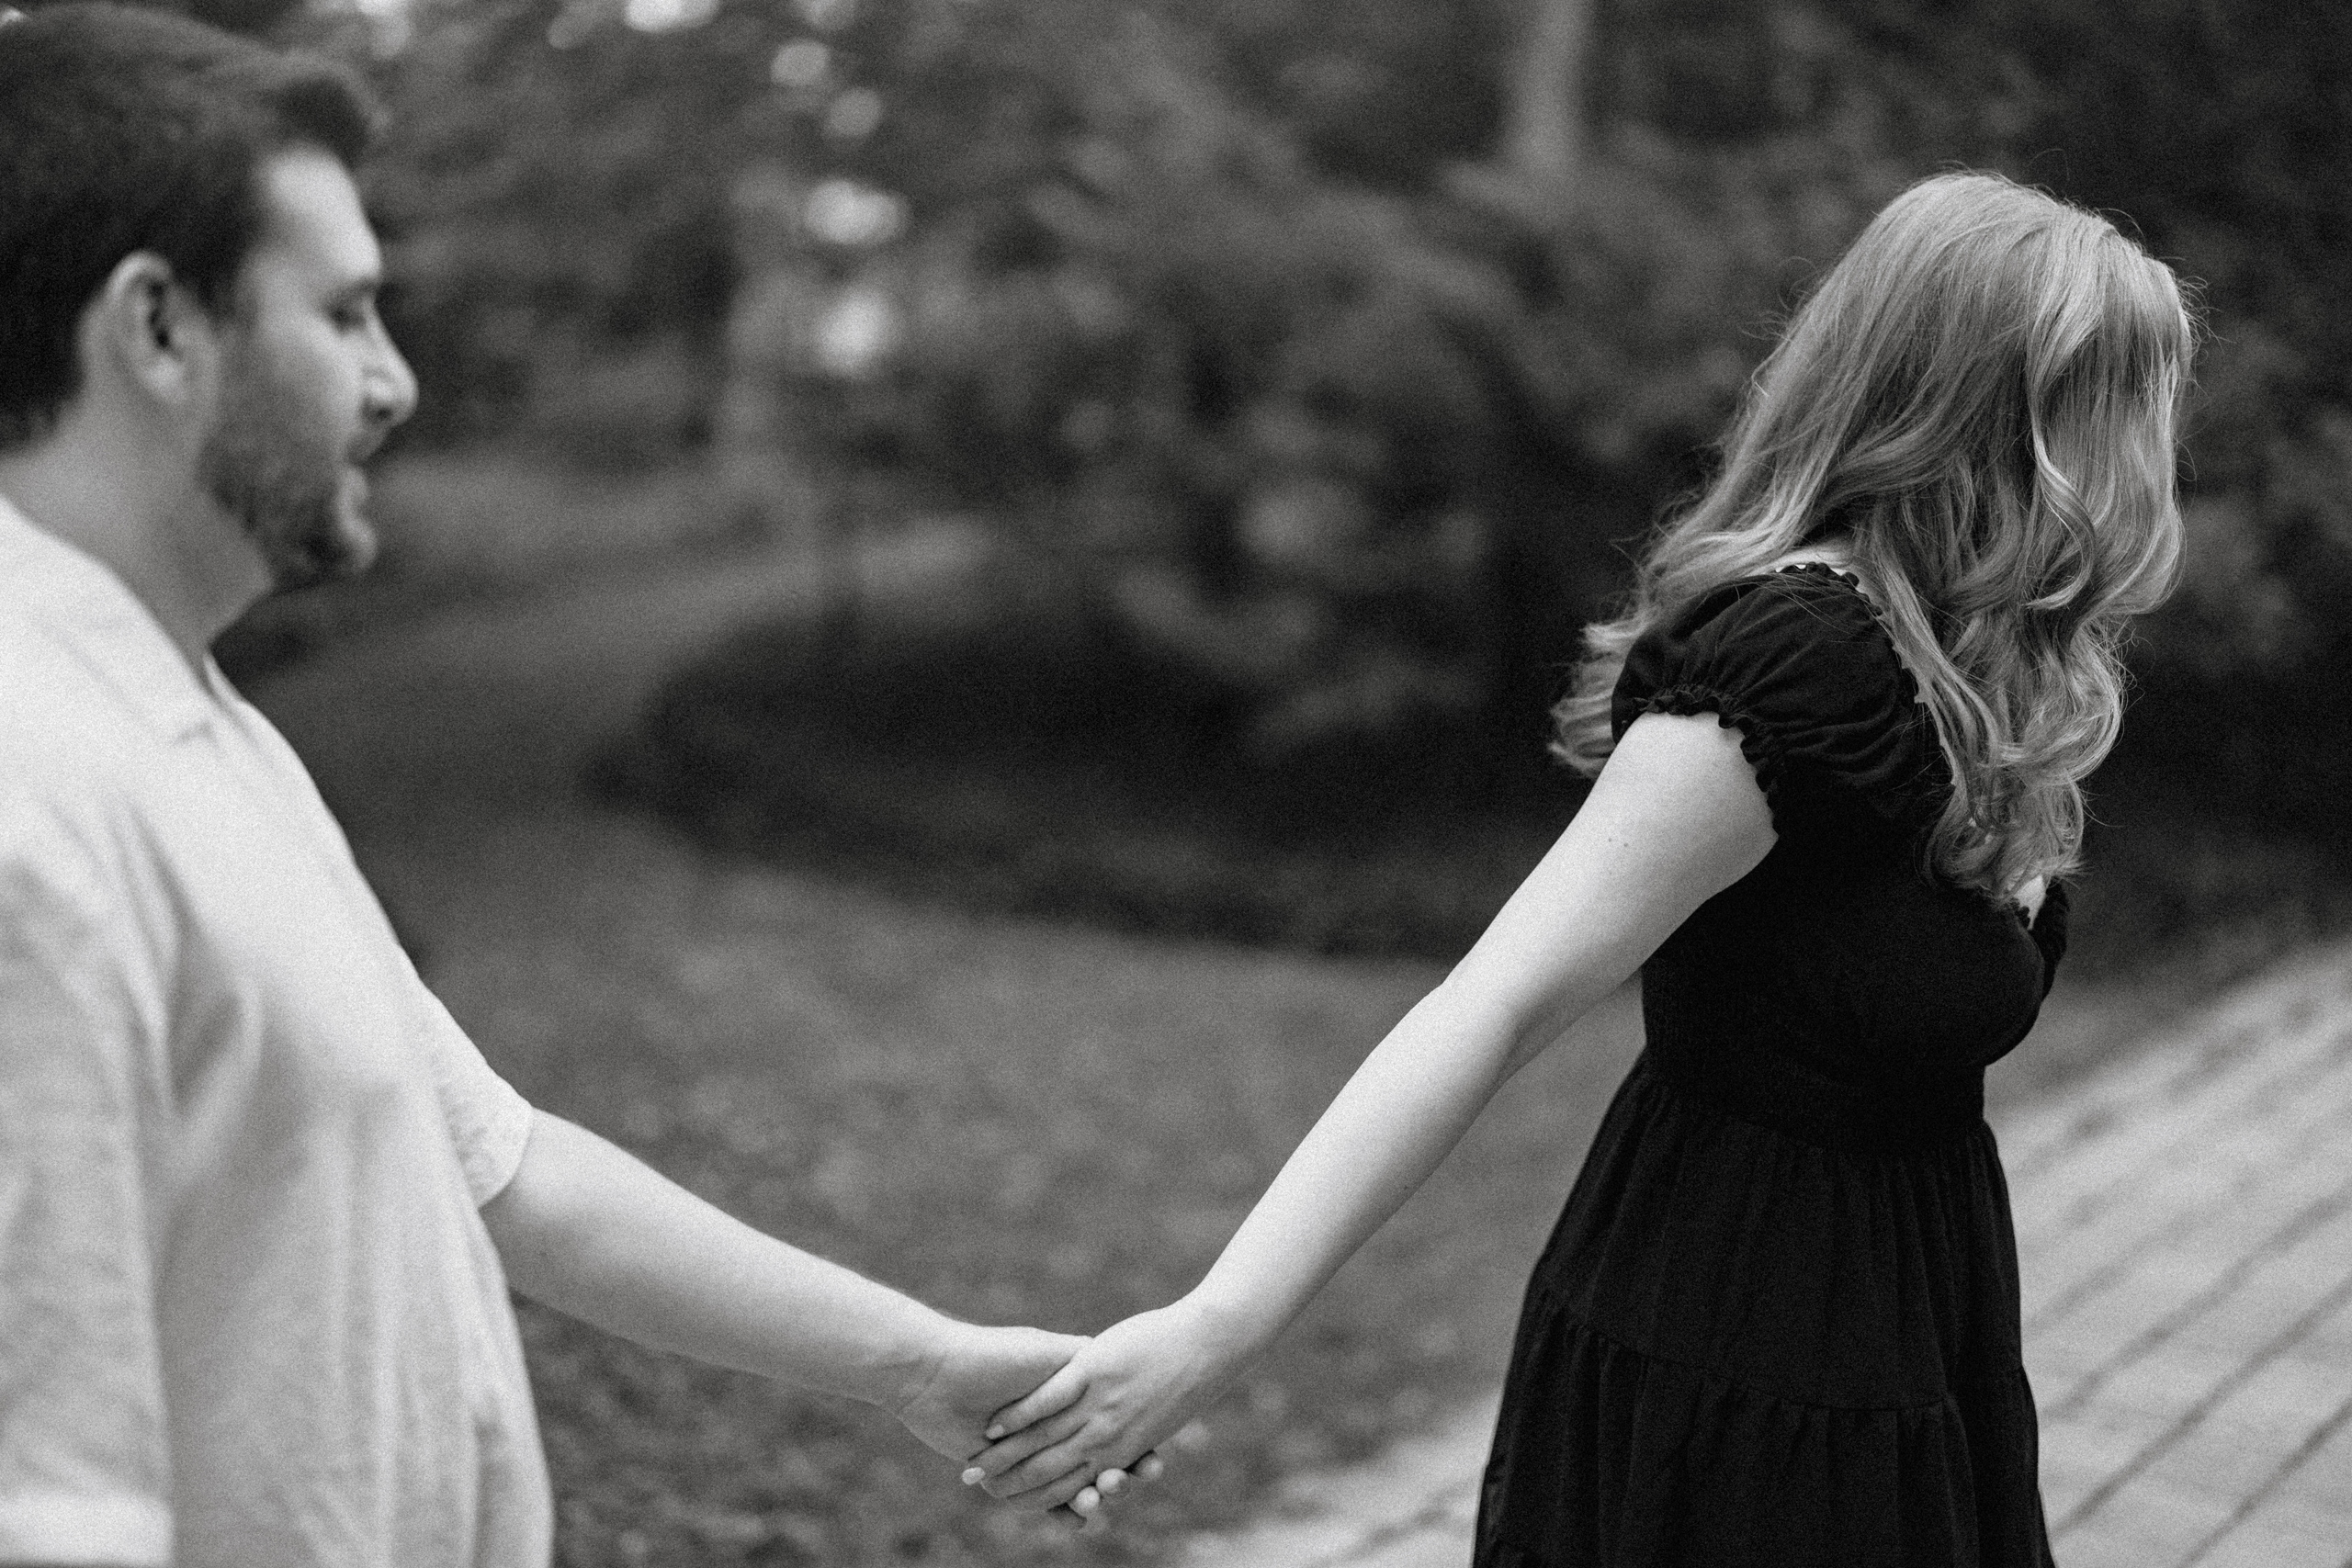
[1638,1034,1987,1156]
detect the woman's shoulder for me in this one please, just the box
[1612,563,1943,825]
[1623,563,1907,710]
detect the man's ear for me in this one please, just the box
[84,252,223,423]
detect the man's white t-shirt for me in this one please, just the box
[0,496,552,1566]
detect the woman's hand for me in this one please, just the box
[961,1297,1246,1512]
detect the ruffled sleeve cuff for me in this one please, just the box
[1622,681,1797,829]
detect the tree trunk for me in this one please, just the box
[715,160,823,540]
[1499,0,1595,188]
[716,160,865,661]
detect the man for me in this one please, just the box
[0,7,1130,1562]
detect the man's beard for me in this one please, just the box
[198,352,378,593]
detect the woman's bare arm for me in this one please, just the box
[965,711,1777,1507]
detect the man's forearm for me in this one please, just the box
[480,1111,946,1411]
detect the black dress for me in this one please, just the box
[1475,564,2066,1568]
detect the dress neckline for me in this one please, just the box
[1770,558,1868,594]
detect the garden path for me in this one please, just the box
[251,534,826,844]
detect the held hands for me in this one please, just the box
[892,1321,1152,1521]
[964,1296,1245,1513]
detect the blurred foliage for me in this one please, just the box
[273,0,2350,946]
[349,4,2342,698]
[352,0,1907,776]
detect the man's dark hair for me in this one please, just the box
[0,3,381,450]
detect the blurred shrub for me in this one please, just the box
[592,604,1570,959]
[516,341,717,470]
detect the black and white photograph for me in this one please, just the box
[1,0,2346,1564]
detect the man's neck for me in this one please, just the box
[0,430,266,677]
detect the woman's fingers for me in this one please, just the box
[984,1359,1089,1441]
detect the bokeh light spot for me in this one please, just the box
[770,39,831,88]
[814,285,902,378]
[792,0,854,30]
[823,86,885,141]
[804,177,908,247]
[622,0,716,32]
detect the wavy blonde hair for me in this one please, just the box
[1555,172,2197,897]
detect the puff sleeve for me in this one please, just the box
[1610,567,1945,837]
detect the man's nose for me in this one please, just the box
[367,324,419,433]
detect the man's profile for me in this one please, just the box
[0,7,1128,1562]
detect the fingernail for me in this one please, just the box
[960,1466,985,1485]
[984,1424,1006,1440]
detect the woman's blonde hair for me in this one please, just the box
[1554,171,2198,897]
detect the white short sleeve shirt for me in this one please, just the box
[0,497,552,1567]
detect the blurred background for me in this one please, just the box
[114,0,2352,1560]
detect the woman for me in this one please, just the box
[970,171,2196,1563]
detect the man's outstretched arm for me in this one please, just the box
[480,1109,1076,1464]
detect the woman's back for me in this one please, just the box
[1630,564,2063,1095]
